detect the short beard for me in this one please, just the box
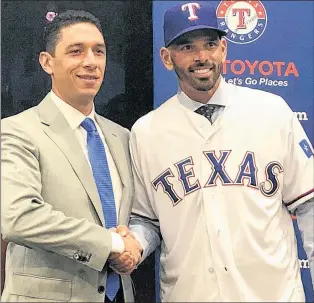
[173,61,222,92]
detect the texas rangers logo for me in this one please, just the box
[217,0,267,44]
[181,3,200,20]
[152,151,283,206]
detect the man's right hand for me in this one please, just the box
[108,226,142,274]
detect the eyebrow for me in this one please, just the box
[66,43,106,49]
[173,37,218,46]
[174,39,192,45]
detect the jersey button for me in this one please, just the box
[98,285,105,293]
[208,267,214,273]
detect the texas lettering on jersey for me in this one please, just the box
[151,150,283,206]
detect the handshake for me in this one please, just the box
[108,225,143,275]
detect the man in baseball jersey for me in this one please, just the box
[121,2,314,302]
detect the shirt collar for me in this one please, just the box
[177,77,230,112]
[50,91,96,130]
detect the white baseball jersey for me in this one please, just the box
[130,79,314,302]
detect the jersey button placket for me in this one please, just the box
[208,267,215,273]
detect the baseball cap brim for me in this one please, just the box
[166,25,227,47]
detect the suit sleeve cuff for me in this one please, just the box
[110,232,125,253]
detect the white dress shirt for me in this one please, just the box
[50,91,124,253]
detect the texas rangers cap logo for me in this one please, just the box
[217,0,267,44]
[181,3,201,20]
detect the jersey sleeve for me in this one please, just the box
[128,127,161,260]
[129,127,159,222]
[282,113,314,211]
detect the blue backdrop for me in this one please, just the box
[153,1,313,302]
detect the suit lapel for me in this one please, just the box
[95,114,132,225]
[37,96,105,225]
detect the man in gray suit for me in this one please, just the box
[1,10,142,302]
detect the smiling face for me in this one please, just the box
[160,29,227,102]
[39,22,106,113]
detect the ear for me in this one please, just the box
[220,38,227,63]
[39,51,54,75]
[160,47,174,71]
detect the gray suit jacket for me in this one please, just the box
[1,95,134,302]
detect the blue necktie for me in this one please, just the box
[81,118,120,301]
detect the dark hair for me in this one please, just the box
[43,10,103,55]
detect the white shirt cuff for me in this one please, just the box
[110,232,125,253]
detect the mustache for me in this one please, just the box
[188,62,216,72]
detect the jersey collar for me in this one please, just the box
[177,77,232,112]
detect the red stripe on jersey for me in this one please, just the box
[286,188,314,207]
